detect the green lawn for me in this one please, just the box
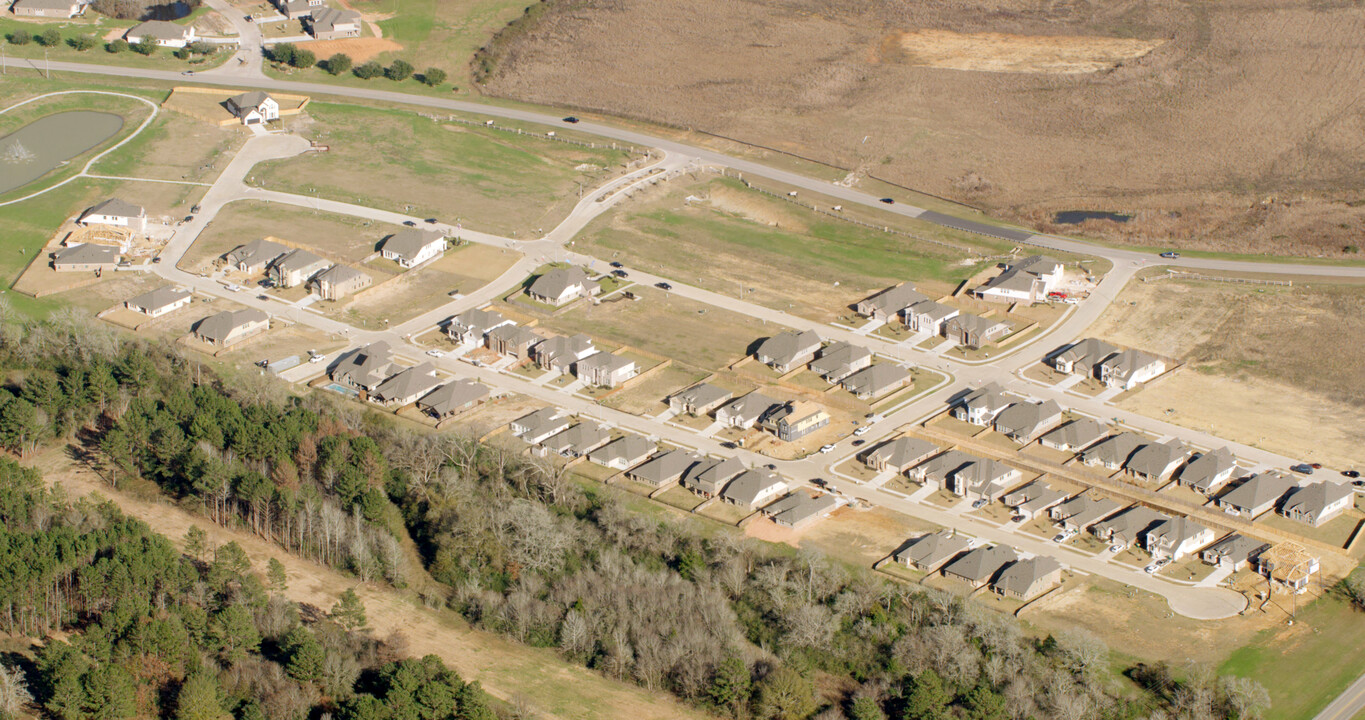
[251,101,632,236]
[0,14,229,71]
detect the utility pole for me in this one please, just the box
[44,48,49,79]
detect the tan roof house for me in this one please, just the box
[380,228,446,269]
[192,309,269,348]
[754,330,822,373]
[78,198,146,233]
[270,248,331,288]
[309,264,371,301]
[528,266,595,306]
[124,286,192,317]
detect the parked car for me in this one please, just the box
[851,439,865,447]
[309,354,327,364]
[151,256,161,264]
[1010,514,1026,523]
[610,261,624,268]
[612,270,628,278]
[972,498,989,509]
[853,426,869,436]
[1160,251,1180,259]
[720,441,737,449]
[425,218,438,224]
[1109,544,1124,553]
[879,197,895,204]
[1052,530,1076,543]
[1310,462,1323,469]
[655,282,673,291]
[425,349,444,358]
[1352,480,1365,493]
[1144,564,1160,574]
[1156,557,1172,568]
[818,444,836,454]
[1291,463,1315,474]
[563,116,579,123]
[1344,470,1361,478]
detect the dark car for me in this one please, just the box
[610,261,623,268]
[425,218,438,224]
[879,197,895,204]
[971,498,988,509]
[612,270,628,278]
[1160,251,1181,259]
[1291,463,1315,475]
[720,441,737,450]
[851,439,865,447]
[403,220,417,227]
[1310,462,1323,469]
[563,116,579,124]
[655,282,673,291]
[1344,470,1361,478]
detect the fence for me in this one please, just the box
[1143,271,1292,287]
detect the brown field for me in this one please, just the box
[481,0,1365,257]
[184,201,398,273]
[333,243,523,328]
[304,37,401,63]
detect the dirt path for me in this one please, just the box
[28,446,713,720]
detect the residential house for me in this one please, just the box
[307,6,362,39]
[1200,534,1269,571]
[992,400,1063,443]
[1098,349,1166,390]
[1257,542,1320,594]
[668,383,733,416]
[1091,506,1170,548]
[191,309,269,348]
[1145,517,1214,561]
[78,198,146,233]
[993,557,1064,600]
[682,457,746,498]
[1039,418,1107,453]
[754,330,823,373]
[942,545,1018,588]
[841,364,911,400]
[1080,432,1145,471]
[586,436,655,471]
[908,449,976,487]
[533,334,597,373]
[379,228,446,269]
[538,421,611,458]
[124,286,192,317]
[329,342,394,391]
[764,492,843,529]
[862,436,939,474]
[943,457,1020,502]
[446,307,512,345]
[1125,441,1188,482]
[627,449,702,488]
[1049,492,1121,533]
[12,0,84,18]
[721,469,787,509]
[1218,472,1296,519]
[224,238,287,274]
[1003,481,1069,520]
[486,324,541,359]
[1279,483,1354,527]
[509,408,571,445]
[1178,447,1239,495]
[856,284,928,320]
[125,20,196,48]
[309,264,371,301]
[715,393,779,429]
[52,244,119,272]
[975,255,1064,304]
[894,530,971,572]
[225,91,280,125]
[1050,338,1118,377]
[278,0,322,19]
[902,299,960,335]
[809,341,872,382]
[270,248,331,288]
[527,266,595,306]
[760,401,830,442]
[944,313,1010,349]
[574,352,637,388]
[371,363,441,407]
[953,383,1012,425]
[416,380,488,419]
[330,342,395,390]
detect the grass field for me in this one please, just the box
[251,102,633,237]
[576,177,992,321]
[0,13,228,71]
[184,201,397,272]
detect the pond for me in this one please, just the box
[1054,210,1132,224]
[0,111,125,196]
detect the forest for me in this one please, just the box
[0,309,1271,720]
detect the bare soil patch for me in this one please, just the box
[305,36,401,63]
[891,29,1163,74]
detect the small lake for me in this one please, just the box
[1054,210,1132,224]
[0,111,125,195]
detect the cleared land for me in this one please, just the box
[337,243,523,328]
[892,29,1163,74]
[480,0,1365,257]
[252,102,634,236]
[183,201,394,272]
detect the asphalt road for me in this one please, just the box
[1316,673,1365,720]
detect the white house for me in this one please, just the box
[12,0,84,19]
[528,266,596,306]
[976,255,1064,304]
[78,199,147,234]
[125,20,196,48]
[124,286,193,318]
[380,228,447,269]
[1098,349,1165,390]
[225,91,280,125]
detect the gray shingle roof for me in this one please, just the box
[81,198,144,220]
[809,341,871,378]
[193,308,267,343]
[313,264,369,286]
[1281,482,1353,522]
[128,20,189,40]
[629,449,702,485]
[272,248,329,273]
[1054,338,1119,371]
[1039,418,1107,450]
[310,5,360,31]
[1125,441,1187,478]
[529,266,591,300]
[755,330,822,367]
[372,362,440,403]
[942,545,1018,584]
[842,364,910,398]
[1081,432,1145,467]
[226,238,288,269]
[53,243,119,265]
[1180,447,1237,491]
[227,91,272,110]
[416,379,488,416]
[993,400,1062,439]
[720,468,785,507]
[380,228,445,261]
[994,556,1062,596]
[671,383,732,410]
[683,456,746,495]
[126,286,191,313]
[894,530,970,568]
[587,435,655,467]
[1219,472,1296,512]
[860,284,928,316]
[864,436,939,470]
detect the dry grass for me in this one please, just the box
[304,36,401,62]
[481,0,1365,257]
[891,29,1163,74]
[184,201,396,273]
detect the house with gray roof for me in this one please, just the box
[992,400,1063,443]
[52,244,119,272]
[1125,441,1188,482]
[1178,447,1239,495]
[307,5,362,39]
[764,492,843,529]
[78,198,146,233]
[628,449,702,487]
[809,341,872,382]
[225,91,279,125]
[125,20,196,48]
[715,392,780,429]
[903,299,960,335]
[1280,482,1354,527]
[754,330,823,372]
[841,364,911,400]
[682,456,746,498]
[277,0,322,19]
[1092,506,1170,548]
[760,401,830,442]
[192,308,269,348]
[12,0,84,19]
[310,264,371,301]
[1080,432,1145,470]
[1217,472,1296,519]
[380,228,446,269]
[944,313,1010,348]
[528,266,595,306]
[857,284,928,320]
[1051,338,1119,377]
[721,468,787,509]
[908,449,976,486]
[976,255,1064,304]
[538,421,612,458]
[669,383,733,416]
[943,457,1020,502]
[1049,491,1121,533]
[486,324,541,359]
[330,342,394,391]
[371,363,441,407]
[124,286,192,317]
[1200,534,1269,570]
[953,382,1013,425]
[587,436,655,471]
[447,307,513,345]
[894,530,971,572]
[270,248,331,288]
[574,352,637,388]
[510,408,571,444]
[534,334,597,372]
[1098,349,1166,390]
[1003,481,1069,520]
[1145,516,1214,561]
[862,436,939,473]
[1039,418,1107,453]
[942,545,1018,587]
[416,379,488,419]
[993,556,1063,600]
[225,238,288,273]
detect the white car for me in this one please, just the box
[1144,564,1159,574]
[818,444,836,454]
[308,354,327,364]
[1108,544,1124,553]
[853,426,869,436]
[426,349,445,358]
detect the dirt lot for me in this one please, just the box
[480,0,1365,257]
[331,243,523,328]
[183,201,397,273]
[303,37,402,63]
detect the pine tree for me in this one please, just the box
[267,557,288,593]
[331,589,367,631]
[174,672,228,720]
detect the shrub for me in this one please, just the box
[37,29,61,47]
[106,39,128,53]
[352,61,381,79]
[172,46,190,59]
[68,35,98,51]
[419,67,447,86]
[385,59,413,81]
[132,36,156,55]
[324,53,351,76]
[188,41,215,55]
[8,31,31,46]
[270,42,296,65]
[291,48,315,69]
